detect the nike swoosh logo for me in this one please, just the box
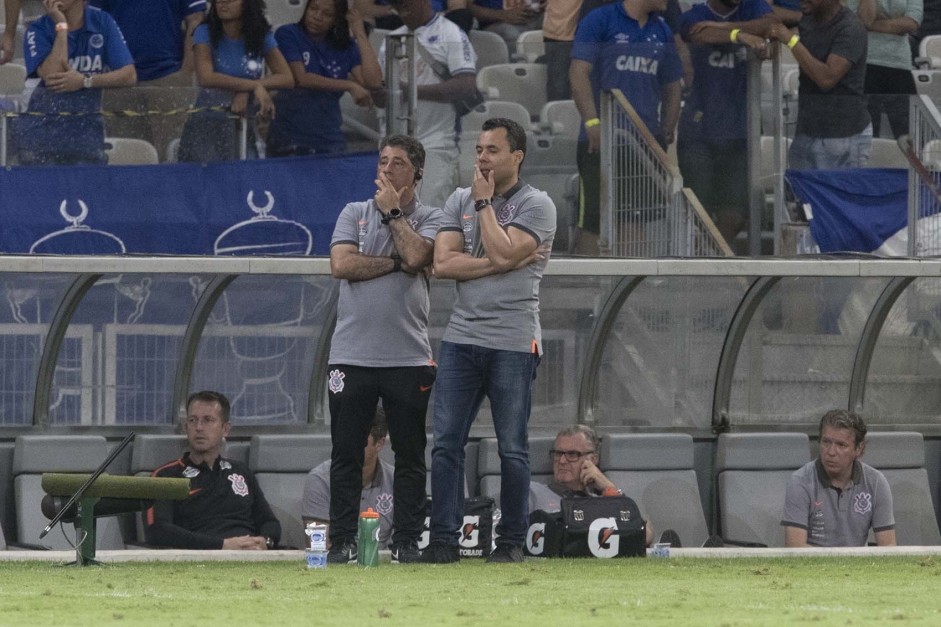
[189,488,202,496]
[462,214,473,220]
[419,385,433,392]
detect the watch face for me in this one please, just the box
[389,208,402,218]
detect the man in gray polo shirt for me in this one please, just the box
[782,409,896,547]
[327,134,441,564]
[421,118,556,564]
[303,410,396,549]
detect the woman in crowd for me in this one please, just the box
[179,0,293,162]
[266,0,382,156]
[16,0,136,165]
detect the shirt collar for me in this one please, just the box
[814,457,862,489]
[496,179,526,202]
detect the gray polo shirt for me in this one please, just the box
[329,198,442,367]
[302,458,396,548]
[781,458,895,547]
[439,180,557,354]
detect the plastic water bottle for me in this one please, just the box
[306,549,328,569]
[357,508,381,567]
[305,523,328,569]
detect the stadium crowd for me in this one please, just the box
[1,0,934,251]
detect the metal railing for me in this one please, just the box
[907,94,941,256]
[600,89,731,257]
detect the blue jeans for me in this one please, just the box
[790,124,873,170]
[429,341,539,547]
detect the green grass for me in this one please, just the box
[0,556,939,626]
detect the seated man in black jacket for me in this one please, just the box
[145,390,281,550]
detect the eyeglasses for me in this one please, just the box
[186,415,221,427]
[550,449,595,462]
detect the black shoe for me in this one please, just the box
[486,543,524,563]
[327,540,357,564]
[390,541,421,564]
[702,534,724,548]
[418,540,460,564]
[658,529,682,548]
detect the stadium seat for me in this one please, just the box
[128,434,188,543]
[267,0,305,27]
[867,137,907,169]
[524,131,576,169]
[468,29,509,70]
[539,100,579,140]
[105,137,159,165]
[248,434,332,549]
[600,433,710,547]
[476,63,547,119]
[915,34,941,69]
[12,435,126,550]
[715,433,810,547]
[0,61,25,95]
[461,100,531,138]
[863,431,941,546]
[340,92,381,145]
[514,30,544,63]
[913,69,941,103]
[478,436,554,503]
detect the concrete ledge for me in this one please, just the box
[2,546,940,563]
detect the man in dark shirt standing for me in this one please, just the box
[769,0,871,169]
[146,390,281,550]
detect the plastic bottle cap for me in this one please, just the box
[360,507,380,519]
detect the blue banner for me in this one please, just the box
[787,168,908,254]
[0,152,379,256]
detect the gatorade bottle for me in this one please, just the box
[357,508,381,566]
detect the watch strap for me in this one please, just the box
[474,198,492,212]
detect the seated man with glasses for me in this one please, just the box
[145,390,282,550]
[529,425,655,547]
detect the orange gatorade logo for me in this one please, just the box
[588,517,619,558]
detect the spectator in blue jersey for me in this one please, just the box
[15,0,136,166]
[266,0,382,157]
[2,0,22,64]
[89,0,207,162]
[768,0,870,170]
[678,0,776,249]
[471,0,545,51]
[178,0,294,162]
[569,0,683,255]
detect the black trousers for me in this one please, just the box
[864,63,917,139]
[327,364,435,546]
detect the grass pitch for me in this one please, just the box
[0,556,939,626]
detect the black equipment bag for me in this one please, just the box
[419,496,495,558]
[561,495,647,558]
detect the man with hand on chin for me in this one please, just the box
[422,117,556,565]
[325,134,441,564]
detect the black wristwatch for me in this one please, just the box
[474,198,492,212]
[265,536,275,550]
[381,207,403,225]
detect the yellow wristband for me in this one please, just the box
[55,22,68,33]
[730,28,741,43]
[584,117,601,129]
[787,34,800,49]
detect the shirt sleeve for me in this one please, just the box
[571,9,603,65]
[781,473,811,529]
[437,188,466,233]
[24,20,53,77]
[658,27,684,86]
[445,27,477,76]
[904,0,924,26]
[184,0,209,16]
[508,192,557,246]
[193,23,210,46]
[102,13,135,70]
[331,203,363,247]
[275,25,303,63]
[829,11,867,66]
[263,32,279,56]
[417,206,445,240]
[302,466,331,521]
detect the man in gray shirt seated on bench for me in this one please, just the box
[529,425,655,547]
[782,409,896,547]
[302,409,396,552]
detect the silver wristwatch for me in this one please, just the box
[83,74,93,89]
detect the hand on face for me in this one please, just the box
[43,0,67,23]
[374,171,403,213]
[472,164,495,202]
[579,459,615,493]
